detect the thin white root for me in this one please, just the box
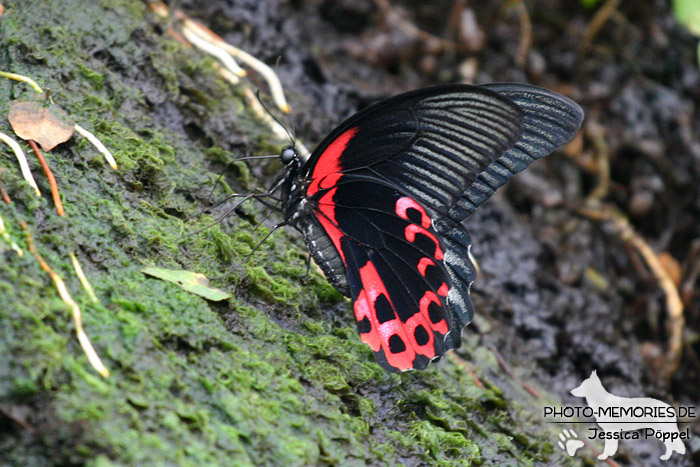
[73,124,118,170]
[182,26,246,77]
[0,213,23,256]
[69,252,99,304]
[0,131,41,196]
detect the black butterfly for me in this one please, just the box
[273,83,583,372]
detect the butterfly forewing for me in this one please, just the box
[305,86,525,219]
[448,83,585,222]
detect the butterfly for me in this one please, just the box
[273,83,583,373]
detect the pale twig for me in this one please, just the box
[0,71,43,94]
[578,206,685,378]
[373,0,456,51]
[188,25,291,113]
[181,26,246,78]
[74,124,118,170]
[20,221,110,378]
[511,0,532,67]
[576,119,684,378]
[69,252,99,304]
[214,63,241,85]
[585,121,611,203]
[0,212,23,256]
[580,0,621,55]
[0,131,41,196]
[243,88,310,161]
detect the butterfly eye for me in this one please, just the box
[280,147,296,164]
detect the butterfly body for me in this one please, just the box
[276,84,583,372]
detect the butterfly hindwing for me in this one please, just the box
[323,179,453,372]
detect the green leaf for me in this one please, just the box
[674,0,700,36]
[141,267,232,301]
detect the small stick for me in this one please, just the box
[373,0,456,51]
[0,168,11,204]
[578,206,685,378]
[486,343,541,398]
[181,25,246,77]
[0,131,41,196]
[448,353,485,389]
[585,121,611,203]
[69,252,99,304]
[188,25,291,113]
[580,0,621,55]
[513,0,532,67]
[74,124,118,170]
[0,184,10,204]
[20,220,109,378]
[0,212,23,256]
[28,140,64,216]
[0,71,43,93]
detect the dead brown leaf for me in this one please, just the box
[8,99,74,151]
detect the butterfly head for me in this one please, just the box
[280,146,298,165]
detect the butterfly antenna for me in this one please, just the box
[288,110,297,141]
[185,154,283,222]
[215,220,289,280]
[256,89,296,146]
[178,192,257,241]
[205,155,279,203]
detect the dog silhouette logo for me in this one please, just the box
[570,370,686,461]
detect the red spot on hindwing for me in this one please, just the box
[419,291,449,335]
[417,257,435,276]
[405,225,444,260]
[396,197,430,228]
[395,196,445,260]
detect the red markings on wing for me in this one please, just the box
[307,127,358,197]
[396,196,444,260]
[396,197,430,228]
[417,257,435,276]
[309,127,359,265]
[397,196,451,344]
[316,188,346,264]
[419,292,449,335]
[353,260,415,370]
[405,225,444,260]
[351,196,456,370]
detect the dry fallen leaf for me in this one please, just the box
[8,99,74,151]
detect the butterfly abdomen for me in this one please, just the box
[298,214,350,296]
